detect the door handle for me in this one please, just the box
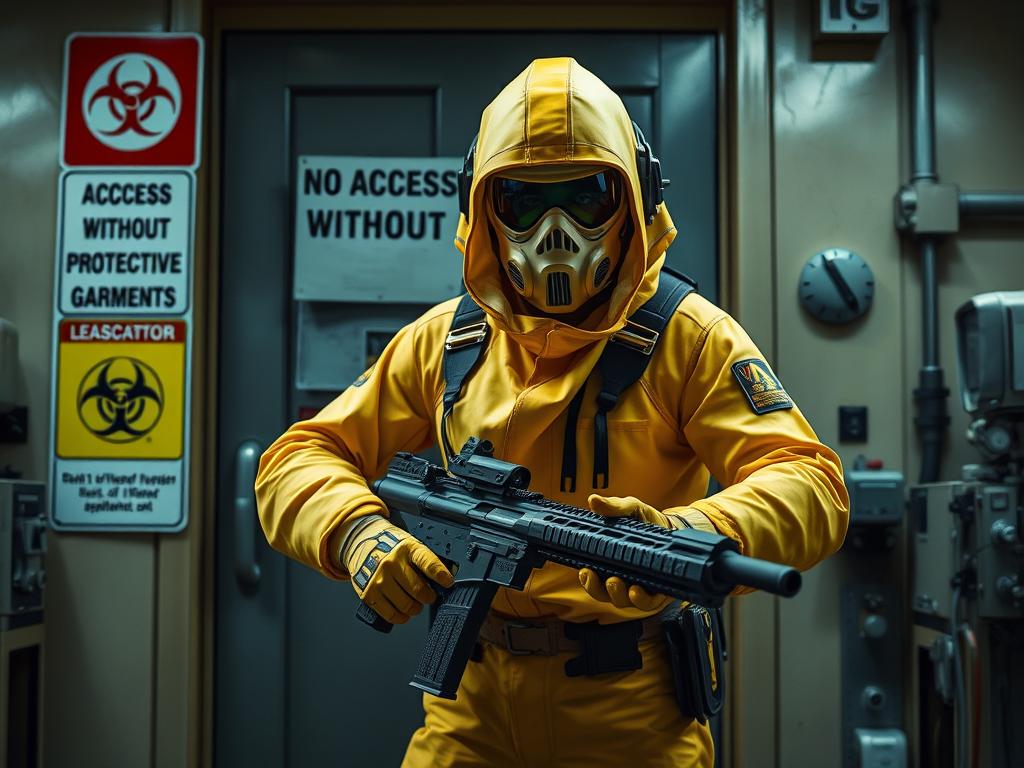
[234,439,263,592]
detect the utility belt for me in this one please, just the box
[476,605,726,723]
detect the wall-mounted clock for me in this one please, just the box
[799,248,874,325]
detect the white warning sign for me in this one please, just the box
[293,155,462,303]
[57,170,193,315]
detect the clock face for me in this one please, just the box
[799,248,874,325]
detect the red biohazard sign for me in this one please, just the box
[61,33,204,169]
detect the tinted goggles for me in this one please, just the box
[491,170,623,232]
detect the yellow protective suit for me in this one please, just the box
[256,57,849,767]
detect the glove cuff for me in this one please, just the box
[666,508,718,534]
[327,512,389,576]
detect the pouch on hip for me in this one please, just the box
[661,604,726,724]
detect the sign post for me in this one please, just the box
[49,33,203,532]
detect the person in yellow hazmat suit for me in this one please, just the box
[256,57,849,767]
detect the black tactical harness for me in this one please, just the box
[440,267,696,490]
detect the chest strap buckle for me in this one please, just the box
[445,322,488,350]
[610,320,660,355]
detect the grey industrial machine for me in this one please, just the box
[0,480,46,768]
[0,481,46,624]
[840,462,908,768]
[911,292,1024,768]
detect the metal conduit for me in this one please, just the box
[909,0,937,183]
[906,0,948,483]
[960,192,1024,219]
[921,239,939,369]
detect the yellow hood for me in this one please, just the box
[455,57,677,358]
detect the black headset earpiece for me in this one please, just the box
[631,121,669,224]
[457,134,478,219]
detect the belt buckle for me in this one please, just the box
[611,320,659,355]
[503,620,556,655]
[563,619,644,677]
[445,322,488,350]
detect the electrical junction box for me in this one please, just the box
[847,469,904,526]
[839,405,868,442]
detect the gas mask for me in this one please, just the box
[486,166,630,315]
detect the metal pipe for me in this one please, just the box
[906,0,948,483]
[959,192,1024,219]
[908,0,937,181]
[917,237,946,482]
[921,239,939,367]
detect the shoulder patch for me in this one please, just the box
[352,364,374,388]
[731,358,794,415]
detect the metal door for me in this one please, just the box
[218,31,719,766]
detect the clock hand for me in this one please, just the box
[822,253,859,311]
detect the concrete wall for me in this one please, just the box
[0,3,201,766]
[764,1,1024,766]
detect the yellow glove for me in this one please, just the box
[579,495,689,612]
[336,515,454,625]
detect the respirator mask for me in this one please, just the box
[486,167,630,315]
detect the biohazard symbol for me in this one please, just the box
[87,59,176,137]
[76,357,165,443]
[81,54,182,151]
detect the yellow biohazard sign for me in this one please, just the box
[56,319,186,459]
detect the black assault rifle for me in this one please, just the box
[357,437,801,699]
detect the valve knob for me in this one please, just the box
[862,614,888,639]
[991,519,1019,547]
[862,686,887,712]
[996,574,1023,601]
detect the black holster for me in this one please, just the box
[661,604,726,724]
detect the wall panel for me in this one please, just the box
[0,3,171,766]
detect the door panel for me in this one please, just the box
[218,31,718,766]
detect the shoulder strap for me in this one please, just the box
[561,267,697,491]
[440,294,489,459]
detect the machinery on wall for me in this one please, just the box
[911,292,1024,768]
[895,0,1024,486]
[840,458,908,768]
[0,316,45,768]
[838,293,1024,768]
[0,479,45,768]
[889,3,1024,763]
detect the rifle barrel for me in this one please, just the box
[712,551,801,597]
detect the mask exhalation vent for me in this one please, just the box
[536,228,579,255]
[507,261,526,291]
[547,272,572,307]
[594,257,611,287]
